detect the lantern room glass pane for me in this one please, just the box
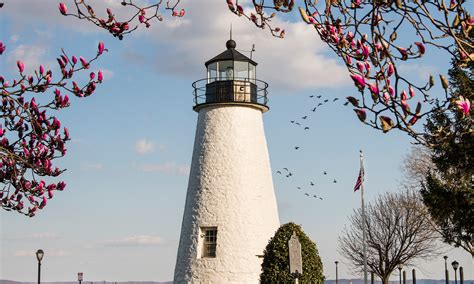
[249,64,256,84]
[208,62,217,83]
[234,61,249,81]
[217,60,234,81]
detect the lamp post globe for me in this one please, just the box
[398,264,403,284]
[452,261,459,284]
[36,249,44,284]
[335,261,339,284]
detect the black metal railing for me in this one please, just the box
[192,77,269,108]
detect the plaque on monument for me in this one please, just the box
[288,232,303,276]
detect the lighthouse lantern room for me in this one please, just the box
[192,39,268,113]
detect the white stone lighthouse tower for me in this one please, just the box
[173,39,280,283]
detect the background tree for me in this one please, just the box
[339,190,440,284]
[260,222,324,284]
[420,35,473,254]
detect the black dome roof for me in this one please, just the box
[205,40,257,67]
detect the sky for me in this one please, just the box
[0,0,472,282]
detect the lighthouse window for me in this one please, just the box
[201,227,217,258]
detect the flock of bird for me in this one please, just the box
[274,94,345,201]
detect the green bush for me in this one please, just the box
[260,222,325,283]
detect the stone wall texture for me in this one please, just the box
[174,104,280,283]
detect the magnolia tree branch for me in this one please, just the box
[227,0,473,147]
[0,37,107,216]
[58,0,184,40]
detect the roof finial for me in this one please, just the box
[226,24,236,49]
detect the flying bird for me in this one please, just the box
[304,127,310,130]
[324,99,329,103]
[323,171,327,175]
[294,146,300,150]
[276,171,282,174]
[297,187,301,190]
[283,168,289,172]
[305,193,310,196]
[318,103,323,106]
[309,95,314,98]
[310,182,315,186]
[333,98,339,102]
[333,179,337,183]
[311,107,317,112]
[302,116,308,120]
[317,95,322,98]
[290,120,295,123]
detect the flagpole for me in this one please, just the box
[360,150,368,284]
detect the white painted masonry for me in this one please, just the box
[174,104,280,283]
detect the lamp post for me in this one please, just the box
[335,261,339,284]
[398,264,402,284]
[444,256,449,284]
[451,261,459,284]
[36,249,44,284]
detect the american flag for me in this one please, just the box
[353,165,364,192]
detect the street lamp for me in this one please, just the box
[398,264,403,284]
[36,249,44,284]
[444,256,449,284]
[451,261,459,284]
[335,261,339,284]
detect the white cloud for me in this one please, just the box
[14,250,70,257]
[135,139,158,155]
[130,0,349,92]
[102,235,165,247]
[9,34,20,44]
[80,162,104,171]
[135,162,190,175]
[398,63,438,83]
[6,232,61,241]
[6,44,53,74]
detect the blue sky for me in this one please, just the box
[0,0,472,282]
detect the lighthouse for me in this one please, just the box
[173,38,280,283]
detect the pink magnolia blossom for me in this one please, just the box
[409,116,419,126]
[455,96,471,116]
[98,70,103,82]
[414,42,425,55]
[98,42,105,55]
[354,109,366,122]
[409,86,415,98]
[350,73,365,90]
[0,42,6,55]
[79,56,89,69]
[368,83,378,95]
[387,63,394,77]
[17,60,24,73]
[58,3,67,15]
